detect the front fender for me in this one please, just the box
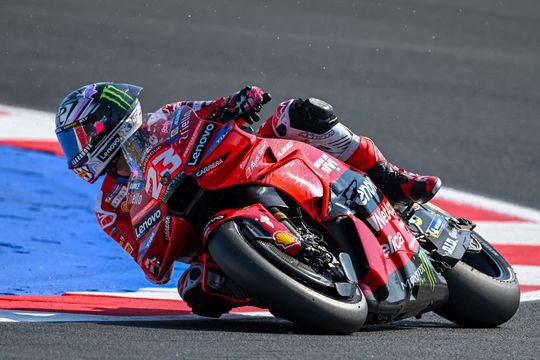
[201,203,302,256]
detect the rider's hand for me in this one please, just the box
[219,86,271,124]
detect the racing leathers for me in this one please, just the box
[95,86,441,316]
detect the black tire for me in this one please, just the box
[435,232,520,327]
[207,221,368,334]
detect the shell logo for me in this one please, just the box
[273,231,301,256]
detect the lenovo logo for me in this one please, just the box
[134,206,162,240]
[187,123,216,166]
[97,136,121,161]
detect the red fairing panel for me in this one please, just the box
[367,198,419,269]
[222,136,348,220]
[263,159,324,215]
[337,199,420,296]
[202,204,302,257]
[343,215,390,294]
[133,202,200,283]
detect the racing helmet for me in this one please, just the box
[55,83,143,183]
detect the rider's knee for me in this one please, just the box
[288,98,339,134]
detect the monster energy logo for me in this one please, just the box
[400,249,438,291]
[100,85,134,110]
[418,249,438,290]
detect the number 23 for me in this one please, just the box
[145,148,182,199]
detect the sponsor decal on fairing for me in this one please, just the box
[273,231,301,255]
[195,154,228,178]
[164,216,172,243]
[367,200,397,231]
[245,140,268,178]
[400,250,438,291]
[203,214,226,238]
[442,237,459,255]
[258,215,275,228]
[355,177,378,206]
[170,107,192,144]
[427,216,447,238]
[187,123,216,166]
[203,123,233,160]
[314,153,340,174]
[381,232,405,258]
[275,140,293,157]
[161,171,186,203]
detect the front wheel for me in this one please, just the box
[435,232,520,327]
[207,222,368,334]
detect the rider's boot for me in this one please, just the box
[347,135,442,204]
[258,98,441,205]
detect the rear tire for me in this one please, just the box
[207,222,368,334]
[435,232,520,327]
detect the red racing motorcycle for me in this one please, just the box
[123,106,520,333]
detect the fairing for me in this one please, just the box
[121,107,448,320]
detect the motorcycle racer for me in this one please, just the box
[55,83,441,317]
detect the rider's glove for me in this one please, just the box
[215,86,271,124]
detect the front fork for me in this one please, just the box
[269,207,359,297]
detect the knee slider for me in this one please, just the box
[289,98,338,134]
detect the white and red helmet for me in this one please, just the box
[55,83,143,183]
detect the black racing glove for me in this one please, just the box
[215,86,271,124]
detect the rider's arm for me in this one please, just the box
[96,173,174,284]
[157,86,268,123]
[95,174,139,259]
[156,98,229,121]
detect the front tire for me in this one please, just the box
[435,232,520,327]
[207,222,368,334]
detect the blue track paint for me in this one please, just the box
[0,146,187,295]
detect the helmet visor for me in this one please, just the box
[56,106,113,168]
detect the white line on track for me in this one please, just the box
[513,265,540,287]
[67,288,182,300]
[522,290,540,302]
[0,310,273,323]
[473,222,540,245]
[0,104,55,140]
[438,187,540,224]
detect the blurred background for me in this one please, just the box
[1,0,539,206]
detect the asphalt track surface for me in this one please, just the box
[0,302,538,359]
[1,0,539,208]
[1,0,539,358]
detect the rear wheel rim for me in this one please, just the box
[461,232,515,282]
